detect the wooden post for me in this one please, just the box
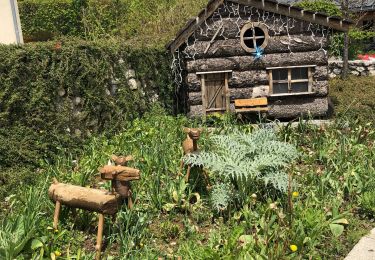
[53,201,61,230]
[95,213,105,260]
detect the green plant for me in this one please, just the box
[184,128,299,209]
[296,0,342,17]
[0,184,47,259]
[114,207,149,258]
[359,191,375,217]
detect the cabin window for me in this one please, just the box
[240,22,269,53]
[268,66,314,95]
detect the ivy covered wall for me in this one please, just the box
[0,39,174,168]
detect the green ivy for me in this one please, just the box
[0,38,174,168]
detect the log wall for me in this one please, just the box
[182,1,331,118]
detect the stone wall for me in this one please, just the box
[329,59,375,78]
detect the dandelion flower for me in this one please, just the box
[54,250,61,257]
[54,229,59,233]
[290,244,298,252]
[292,191,299,198]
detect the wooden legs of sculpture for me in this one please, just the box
[96,214,104,260]
[53,200,61,230]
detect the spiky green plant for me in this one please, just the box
[184,128,299,209]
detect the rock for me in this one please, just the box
[333,68,341,75]
[150,93,159,103]
[356,67,366,73]
[105,89,111,96]
[128,78,141,90]
[74,129,82,137]
[351,70,360,76]
[125,69,136,79]
[58,88,66,97]
[369,69,375,76]
[73,97,81,106]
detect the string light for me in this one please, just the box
[172,0,331,88]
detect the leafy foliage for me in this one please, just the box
[184,129,299,208]
[330,76,375,123]
[0,184,47,259]
[0,39,174,169]
[18,0,207,47]
[296,0,342,17]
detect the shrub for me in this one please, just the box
[184,128,299,210]
[0,39,174,169]
[330,76,375,123]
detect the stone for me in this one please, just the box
[105,89,111,96]
[357,66,366,73]
[74,129,82,137]
[333,68,341,75]
[351,70,360,76]
[329,73,337,78]
[345,228,375,260]
[369,69,375,76]
[125,69,136,79]
[58,88,66,97]
[73,97,81,106]
[128,78,141,90]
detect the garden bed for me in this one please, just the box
[0,108,374,259]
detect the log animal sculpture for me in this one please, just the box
[100,155,138,209]
[180,127,202,182]
[48,157,140,260]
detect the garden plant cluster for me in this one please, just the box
[0,0,375,259]
[0,107,374,259]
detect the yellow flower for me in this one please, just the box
[290,244,298,252]
[54,229,59,233]
[54,250,61,257]
[292,191,299,198]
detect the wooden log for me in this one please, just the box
[48,183,121,215]
[187,70,268,91]
[313,66,329,81]
[185,36,328,58]
[187,51,328,72]
[188,87,255,105]
[268,96,329,118]
[311,80,328,96]
[99,165,140,182]
[196,16,311,41]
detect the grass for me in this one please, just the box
[330,76,375,124]
[0,103,374,259]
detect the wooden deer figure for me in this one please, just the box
[180,127,202,182]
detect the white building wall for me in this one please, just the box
[0,0,23,44]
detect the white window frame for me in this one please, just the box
[267,65,315,97]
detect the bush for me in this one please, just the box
[19,0,84,42]
[296,0,342,17]
[330,76,375,123]
[0,39,174,168]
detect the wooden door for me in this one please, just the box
[201,72,229,114]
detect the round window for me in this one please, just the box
[240,22,269,53]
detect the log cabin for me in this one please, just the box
[167,0,352,118]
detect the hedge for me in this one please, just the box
[0,39,174,168]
